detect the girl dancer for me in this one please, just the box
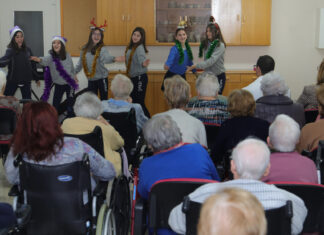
[75,19,124,100]
[187,16,227,94]
[125,27,150,117]
[0,26,39,99]
[162,20,196,91]
[31,36,78,117]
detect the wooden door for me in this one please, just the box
[128,0,156,44]
[212,0,241,45]
[240,0,271,45]
[61,0,97,56]
[97,0,129,45]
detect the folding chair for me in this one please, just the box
[301,140,324,184]
[133,178,217,235]
[102,108,138,165]
[271,181,324,233]
[182,196,293,235]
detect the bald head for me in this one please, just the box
[231,138,270,180]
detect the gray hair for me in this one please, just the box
[196,72,220,97]
[110,74,134,100]
[143,115,182,152]
[231,138,270,180]
[73,92,102,119]
[0,70,6,92]
[260,71,288,96]
[269,114,300,152]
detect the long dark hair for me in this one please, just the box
[7,31,26,51]
[50,41,67,60]
[201,22,226,50]
[82,28,104,55]
[126,27,148,53]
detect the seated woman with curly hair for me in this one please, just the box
[211,89,269,163]
[4,102,116,188]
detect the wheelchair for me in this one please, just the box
[8,153,116,235]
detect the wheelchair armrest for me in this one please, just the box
[134,197,147,235]
[8,185,20,197]
[16,204,32,229]
[93,181,108,197]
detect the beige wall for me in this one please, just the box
[1,0,324,99]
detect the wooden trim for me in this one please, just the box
[60,0,64,36]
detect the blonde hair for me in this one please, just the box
[164,75,190,108]
[228,89,255,117]
[198,188,267,235]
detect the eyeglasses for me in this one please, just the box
[92,33,101,36]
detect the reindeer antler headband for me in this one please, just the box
[90,17,107,31]
[209,16,220,30]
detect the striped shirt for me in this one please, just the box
[185,96,230,125]
[169,179,307,235]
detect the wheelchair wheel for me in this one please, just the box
[96,204,116,235]
[109,175,131,235]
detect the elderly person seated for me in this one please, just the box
[211,89,269,163]
[262,114,318,183]
[101,74,148,133]
[61,92,124,175]
[154,75,207,147]
[297,59,324,109]
[198,188,267,235]
[4,102,115,189]
[254,71,305,127]
[169,138,307,235]
[138,114,220,200]
[297,84,324,152]
[185,72,230,125]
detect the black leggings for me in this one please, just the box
[217,72,226,95]
[130,73,150,117]
[4,81,31,99]
[52,84,74,116]
[88,77,108,100]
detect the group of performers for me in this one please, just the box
[0,16,226,117]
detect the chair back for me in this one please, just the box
[301,140,324,184]
[182,197,292,235]
[304,108,319,124]
[265,200,292,235]
[102,108,138,163]
[64,126,105,157]
[204,124,220,151]
[182,197,201,235]
[148,178,216,231]
[18,154,92,235]
[0,107,17,135]
[272,182,324,233]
